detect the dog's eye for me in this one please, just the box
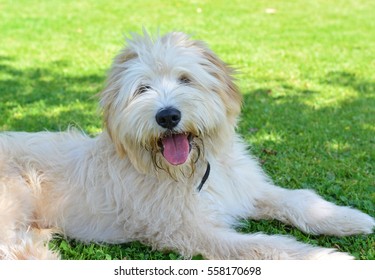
[178,75,191,84]
[137,85,151,95]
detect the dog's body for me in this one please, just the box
[0,32,374,260]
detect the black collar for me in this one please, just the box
[197,162,210,192]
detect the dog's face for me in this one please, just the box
[100,32,242,179]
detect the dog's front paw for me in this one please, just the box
[305,248,354,260]
[326,207,375,236]
[302,197,375,236]
[354,211,375,234]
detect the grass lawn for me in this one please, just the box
[0,0,374,260]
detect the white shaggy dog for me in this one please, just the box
[0,32,374,260]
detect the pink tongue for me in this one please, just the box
[161,134,190,165]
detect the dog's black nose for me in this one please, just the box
[155,107,181,129]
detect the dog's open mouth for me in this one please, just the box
[158,132,193,166]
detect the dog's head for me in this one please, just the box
[100,31,242,179]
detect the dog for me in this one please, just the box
[0,31,374,260]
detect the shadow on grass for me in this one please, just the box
[239,73,374,259]
[240,70,374,206]
[241,70,374,153]
[0,56,105,132]
[323,71,375,93]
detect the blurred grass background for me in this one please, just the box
[0,0,374,259]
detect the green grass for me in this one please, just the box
[0,0,374,260]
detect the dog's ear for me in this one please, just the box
[104,110,127,158]
[194,41,243,124]
[99,48,138,158]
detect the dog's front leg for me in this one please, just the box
[229,165,375,237]
[248,183,375,236]
[212,143,374,236]
[157,223,353,259]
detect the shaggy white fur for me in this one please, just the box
[0,32,374,260]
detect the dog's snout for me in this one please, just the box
[155,107,181,129]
